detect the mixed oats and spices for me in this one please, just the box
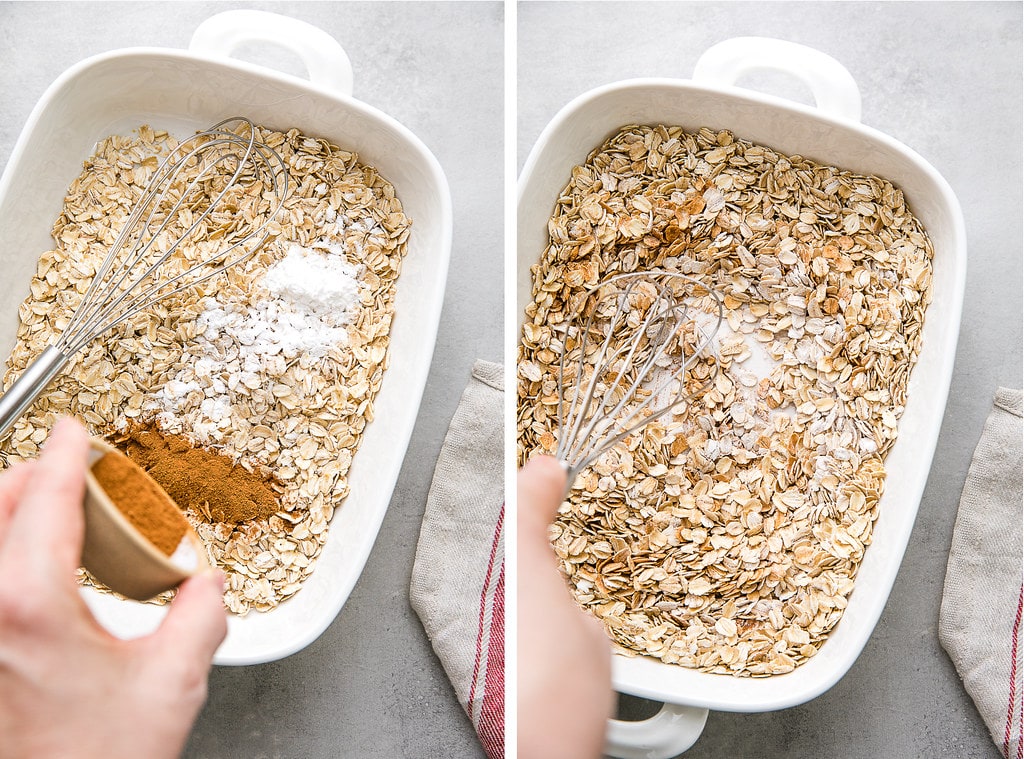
[1,124,411,615]
[517,125,934,676]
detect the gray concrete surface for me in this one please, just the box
[0,2,501,757]
[518,2,1022,757]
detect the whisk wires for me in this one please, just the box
[555,271,723,481]
[55,117,289,356]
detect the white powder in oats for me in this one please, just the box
[149,240,363,435]
[262,243,362,326]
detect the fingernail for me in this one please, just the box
[53,416,76,432]
[47,416,83,443]
[204,568,225,590]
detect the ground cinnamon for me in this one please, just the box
[91,450,187,556]
[112,422,281,524]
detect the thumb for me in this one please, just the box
[151,569,227,665]
[517,455,568,538]
[5,417,90,577]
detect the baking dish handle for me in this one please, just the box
[605,702,710,758]
[189,10,354,97]
[692,37,861,123]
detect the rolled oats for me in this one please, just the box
[518,124,934,676]
[0,123,411,615]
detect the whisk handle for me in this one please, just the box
[0,346,72,441]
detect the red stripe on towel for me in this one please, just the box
[1004,583,1023,759]
[468,504,505,758]
[477,563,505,759]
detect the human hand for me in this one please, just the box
[517,455,613,759]
[0,417,227,759]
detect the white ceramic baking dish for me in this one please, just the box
[0,10,452,665]
[518,37,965,757]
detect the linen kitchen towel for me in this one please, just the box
[411,360,504,759]
[939,388,1023,759]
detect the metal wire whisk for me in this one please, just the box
[555,271,722,483]
[0,116,290,440]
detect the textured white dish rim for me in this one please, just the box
[0,45,452,666]
[517,76,966,712]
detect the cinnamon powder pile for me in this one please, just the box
[112,422,281,524]
[91,449,187,556]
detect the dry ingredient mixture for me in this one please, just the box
[91,449,187,557]
[1,123,411,614]
[517,125,934,677]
